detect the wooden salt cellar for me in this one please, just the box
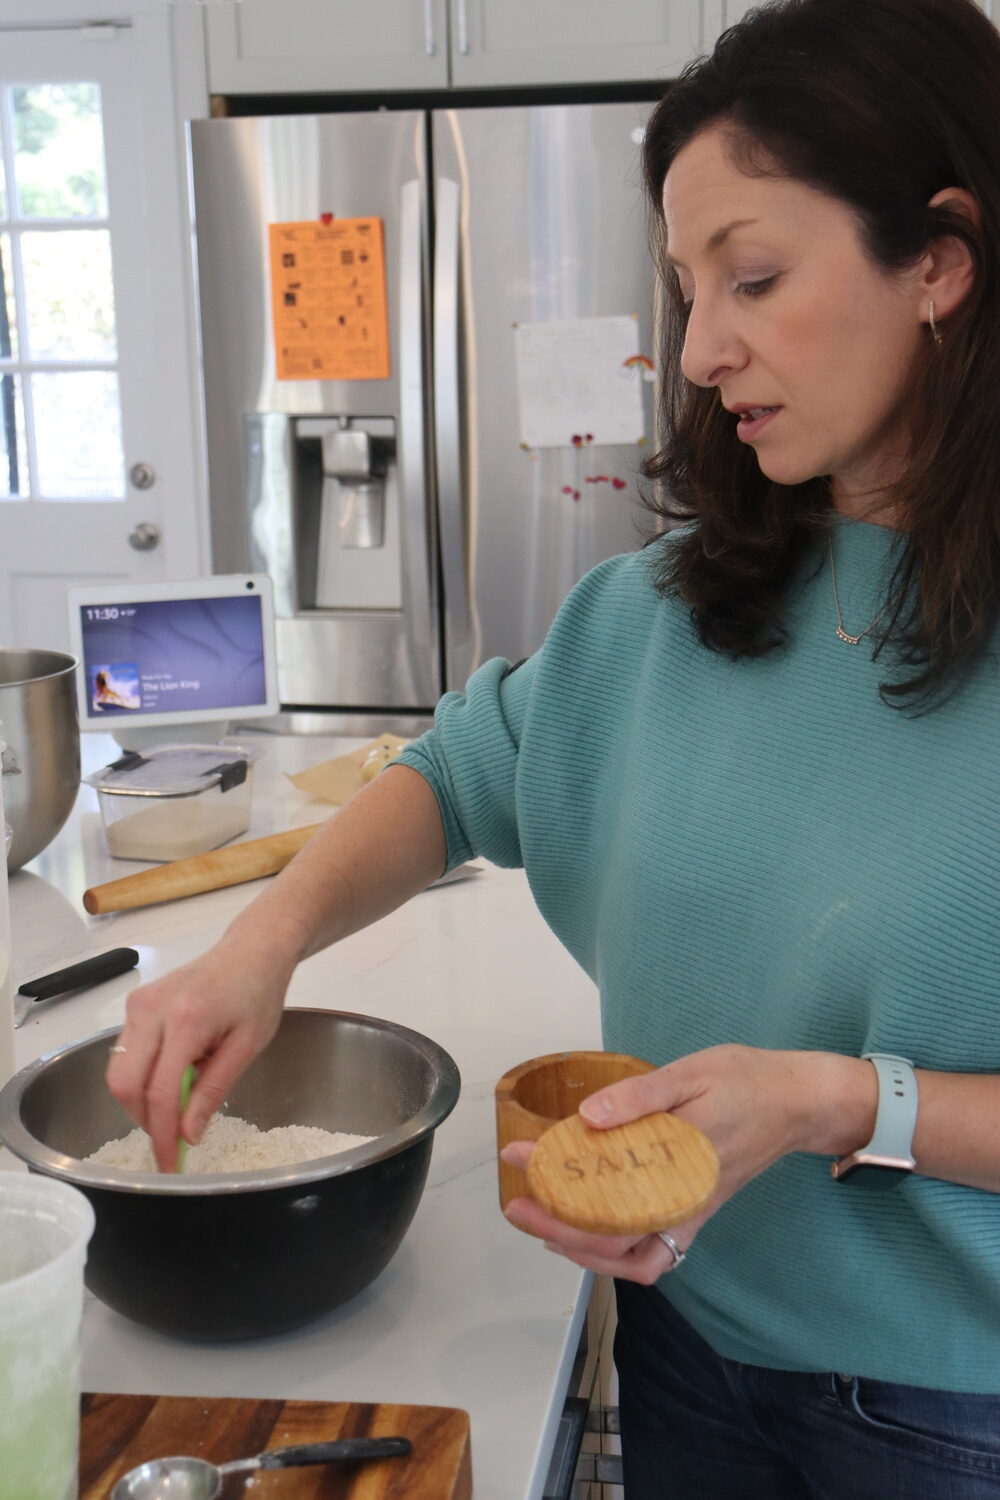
[496,1051,719,1239]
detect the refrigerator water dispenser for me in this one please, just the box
[320,423,385,550]
[243,413,402,615]
[305,416,401,610]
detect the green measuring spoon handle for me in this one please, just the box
[175,1064,197,1173]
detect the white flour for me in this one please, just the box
[104,799,249,860]
[85,1113,373,1174]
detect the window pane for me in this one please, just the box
[32,371,124,499]
[12,83,108,219]
[22,230,116,360]
[0,235,17,359]
[0,373,27,499]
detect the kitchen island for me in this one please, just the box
[6,731,604,1500]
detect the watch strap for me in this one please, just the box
[831,1053,918,1184]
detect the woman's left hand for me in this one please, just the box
[502,1044,874,1282]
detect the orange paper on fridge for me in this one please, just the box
[268,216,391,381]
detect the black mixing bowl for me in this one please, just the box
[0,1008,460,1340]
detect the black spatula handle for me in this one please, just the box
[257,1437,412,1468]
[18,947,140,999]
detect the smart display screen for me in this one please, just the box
[77,594,268,722]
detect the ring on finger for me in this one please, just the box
[657,1230,686,1270]
[108,1044,127,1055]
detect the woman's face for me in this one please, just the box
[663,124,925,512]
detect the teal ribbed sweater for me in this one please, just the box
[397,516,1000,1393]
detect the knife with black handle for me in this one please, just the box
[14,947,140,1026]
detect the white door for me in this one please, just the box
[0,19,205,653]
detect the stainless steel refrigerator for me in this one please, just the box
[189,101,659,729]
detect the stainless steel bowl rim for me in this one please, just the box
[0,649,78,688]
[0,1008,461,1196]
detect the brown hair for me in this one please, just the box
[641,0,1000,708]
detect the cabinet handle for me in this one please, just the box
[423,0,435,55]
[457,0,470,54]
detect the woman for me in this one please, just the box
[109,1,1000,1492]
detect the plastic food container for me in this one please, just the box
[85,744,260,862]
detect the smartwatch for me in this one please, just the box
[830,1054,918,1188]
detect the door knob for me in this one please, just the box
[129,461,156,490]
[128,521,160,552]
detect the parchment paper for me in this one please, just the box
[286,734,412,806]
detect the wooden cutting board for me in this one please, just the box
[80,1393,472,1498]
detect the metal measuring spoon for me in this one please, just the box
[112,1436,412,1500]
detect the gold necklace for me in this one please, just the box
[826,535,892,645]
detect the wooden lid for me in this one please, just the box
[526,1110,719,1237]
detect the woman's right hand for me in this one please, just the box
[105,927,298,1171]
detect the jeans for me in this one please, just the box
[614,1280,1000,1498]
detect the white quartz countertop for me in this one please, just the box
[6,730,601,1500]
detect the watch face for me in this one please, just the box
[834,1161,912,1188]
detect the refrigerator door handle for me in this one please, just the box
[399,176,438,703]
[433,175,474,688]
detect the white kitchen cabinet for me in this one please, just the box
[448,0,701,87]
[204,0,450,94]
[701,0,756,50]
[705,1,998,52]
[204,0,702,94]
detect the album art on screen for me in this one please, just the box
[90,662,142,713]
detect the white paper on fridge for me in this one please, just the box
[513,315,646,449]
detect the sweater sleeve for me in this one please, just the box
[393,652,538,873]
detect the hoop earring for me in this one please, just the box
[928,300,943,347]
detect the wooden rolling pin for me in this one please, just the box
[82,822,328,915]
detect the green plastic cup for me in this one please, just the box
[0,1171,95,1499]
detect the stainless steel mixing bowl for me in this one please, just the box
[0,648,80,872]
[0,1008,461,1340]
